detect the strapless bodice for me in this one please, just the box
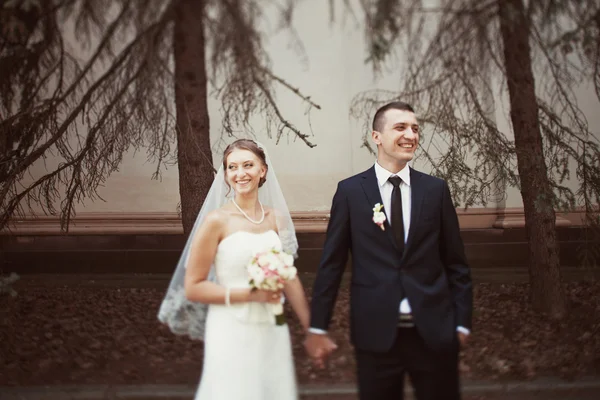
[212,230,282,324]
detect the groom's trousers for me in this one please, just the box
[355,326,460,400]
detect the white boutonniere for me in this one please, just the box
[372,203,386,231]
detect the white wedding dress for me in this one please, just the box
[195,229,298,400]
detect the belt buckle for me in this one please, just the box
[397,313,414,328]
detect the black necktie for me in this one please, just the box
[388,176,405,253]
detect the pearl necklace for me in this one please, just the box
[232,198,265,224]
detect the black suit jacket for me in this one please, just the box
[310,166,473,352]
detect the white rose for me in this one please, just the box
[248,265,265,285]
[258,253,280,270]
[257,254,272,268]
[289,266,297,279]
[280,266,297,280]
[267,279,280,291]
[281,253,294,268]
[268,253,282,270]
[373,212,386,224]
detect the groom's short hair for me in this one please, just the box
[372,101,415,132]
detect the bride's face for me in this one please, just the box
[225,149,267,196]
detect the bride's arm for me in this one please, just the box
[284,277,311,332]
[266,208,310,330]
[184,211,251,305]
[185,212,281,305]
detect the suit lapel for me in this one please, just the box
[404,167,424,254]
[360,166,399,251]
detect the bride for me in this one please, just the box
[158,139,310,400]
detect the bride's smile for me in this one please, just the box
[226,149,267,196]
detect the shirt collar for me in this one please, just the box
[374,162,411,188]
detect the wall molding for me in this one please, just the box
[1,207,589,235]
[492,207,574,228]
[1,211,331,235]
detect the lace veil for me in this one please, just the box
[157,141,298,340]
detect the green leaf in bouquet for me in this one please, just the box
[275,313,286,326]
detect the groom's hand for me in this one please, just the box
[303,333,337,369]
[458,331,469,348]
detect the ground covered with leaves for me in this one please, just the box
[0,275,599,386]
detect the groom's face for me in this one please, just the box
[372,109,419,168]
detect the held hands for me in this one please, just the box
[303,333,338,369]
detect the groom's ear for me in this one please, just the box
[372,130,382,146]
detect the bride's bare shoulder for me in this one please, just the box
[263,206,288,232]
[263,205,275,216]
[261,205,279,220]
[202,208,230,228]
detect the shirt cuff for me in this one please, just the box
[308,327,328,334]
[456,326,470,335]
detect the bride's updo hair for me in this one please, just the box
[222,139,269,187]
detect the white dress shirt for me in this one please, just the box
[309,162,469,335]
[374,162,413,314]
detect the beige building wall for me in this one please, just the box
[9,0,600,231]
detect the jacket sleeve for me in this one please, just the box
[440,180,473,330]
[309,182,351,331]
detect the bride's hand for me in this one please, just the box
[248,289,283,304]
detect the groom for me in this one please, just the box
[304,101,473,400]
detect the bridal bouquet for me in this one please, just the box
[247,248,297,325]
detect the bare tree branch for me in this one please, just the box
[1,0,321,231]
